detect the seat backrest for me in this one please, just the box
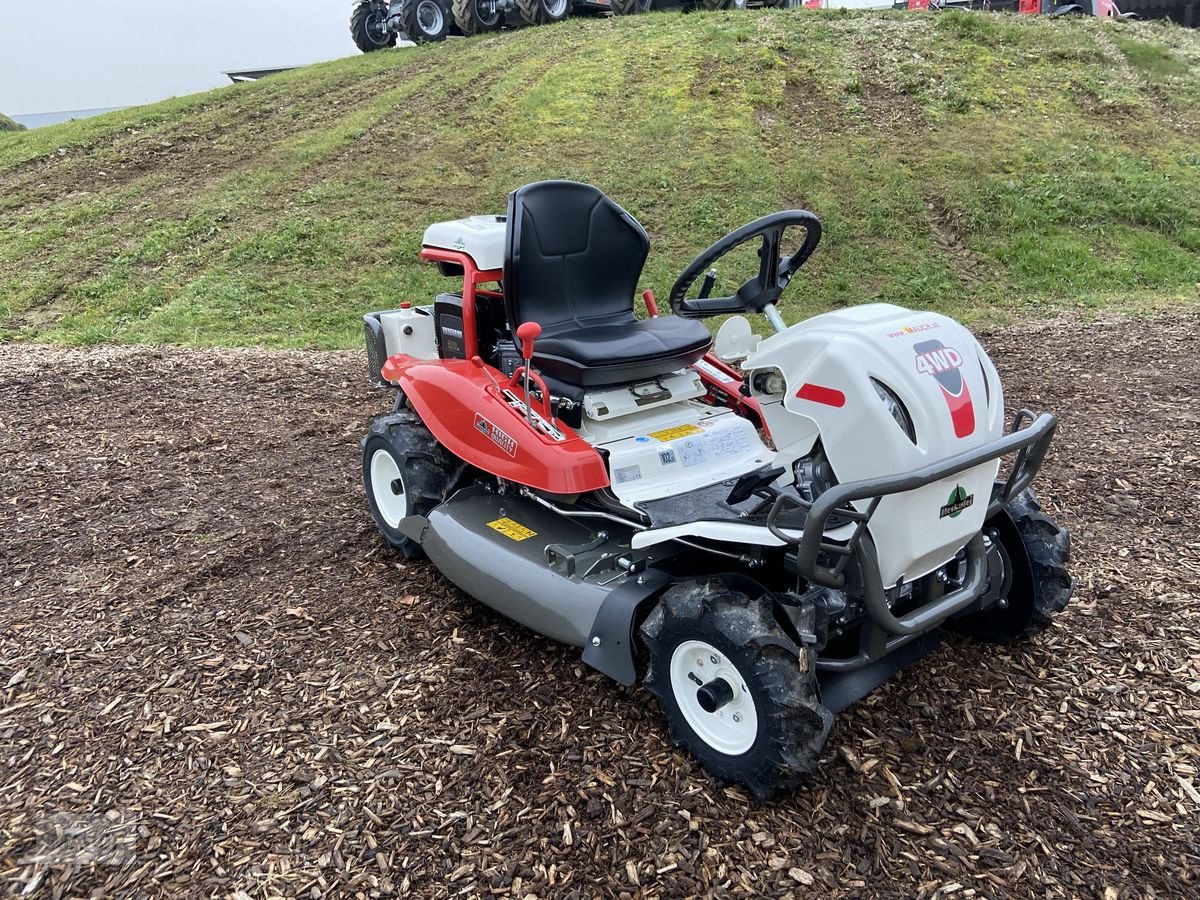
[504,181,649,336]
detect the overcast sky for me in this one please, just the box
[0,0,358,116]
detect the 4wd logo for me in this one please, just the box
[914,339,975,439]
[939,484,974,519]
[474,414,517,457]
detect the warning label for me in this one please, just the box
[486,517,537,541]
[648,424,703,442]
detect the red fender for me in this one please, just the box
[381,355,610,495]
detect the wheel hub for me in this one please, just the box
[669,640,759,756]
[369,449,407,528]
[417,0,444,31]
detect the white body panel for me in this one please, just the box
[422,215,507,270]
[744,304,1005,585]
[379,305,437,359]
[595,405,770,506]
[583,370,706,422]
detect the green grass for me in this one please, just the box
[1,11,1198,348]
[0,113,24,132]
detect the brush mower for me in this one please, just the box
[360,181,1072,797]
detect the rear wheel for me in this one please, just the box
[640,579,832,799]
[701,0,732,8]
[517,0,571,25]
[350,0,397,52]
[398,0,452,42]
[611,0,650,13]
[949,490,1072,643]
[452,0,503,33]
[362,410,456,558]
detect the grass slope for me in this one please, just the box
[0,114,25,133]
[1,11,1198,348]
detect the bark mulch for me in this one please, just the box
[1,313,1197,898]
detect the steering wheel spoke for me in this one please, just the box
[670,211,822,321]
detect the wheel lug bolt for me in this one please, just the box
[732,713,741,723]
[710,655,719,664]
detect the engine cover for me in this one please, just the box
[745,304,1006,586]
[422,215,506,270]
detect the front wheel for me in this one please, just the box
[452,0,503,33]
[362,410,456,558]
[640,579,833,799]
[350,0,397,52]
[398,0,452,42]
[611,0,651,13]
[516,0,571,25]
[949,489,1072,643]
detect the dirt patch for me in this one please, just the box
[1,315,1198,897]
[924,195,998,289]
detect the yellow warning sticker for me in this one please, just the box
[647,424,703,442]
[487,517,537,541]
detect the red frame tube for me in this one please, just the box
[419,246,503,359]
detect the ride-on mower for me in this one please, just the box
[360,181,1072,797]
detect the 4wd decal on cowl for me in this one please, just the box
[914,339,975,438]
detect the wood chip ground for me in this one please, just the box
[1,314,1197,898]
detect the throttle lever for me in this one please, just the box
[698,268,717,301]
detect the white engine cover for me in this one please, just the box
[745,304,1006,586]
[422,215,507,270]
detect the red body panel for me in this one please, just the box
[381,355,611,495]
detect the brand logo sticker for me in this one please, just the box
[474,413,517,457]
[887,322,941,339]
[939,485,974,519]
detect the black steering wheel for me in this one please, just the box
[669,210,821,319]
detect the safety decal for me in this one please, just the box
[939,485,974,519]
[474,413,517,457]
[914,339,975,439]
[648,424,703,442]
[487,517,537,541]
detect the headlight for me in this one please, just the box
[751,369,787,396]
[871,378,916,444]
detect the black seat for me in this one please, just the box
[504,181,712,387]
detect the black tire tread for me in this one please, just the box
[640,579,832,799]
[951,489,1072,643]
[1008,491,1072,639]
[611,0,641,13]
[516,0,569,26]
[398,0,451,42]
[350,1,396,52]
[451,0,498,34]
[362,409,456,558]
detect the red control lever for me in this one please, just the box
[516,321,541,361]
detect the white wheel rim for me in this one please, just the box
[369,448,408,528]
[669,639,759,756]
[546,0,568,16]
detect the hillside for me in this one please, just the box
[1,10,1198,348]
[0,114,25,132]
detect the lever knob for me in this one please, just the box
[516,321,542,361]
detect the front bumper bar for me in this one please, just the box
[767,410,1058,637]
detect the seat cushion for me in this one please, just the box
[533,316,713,387]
